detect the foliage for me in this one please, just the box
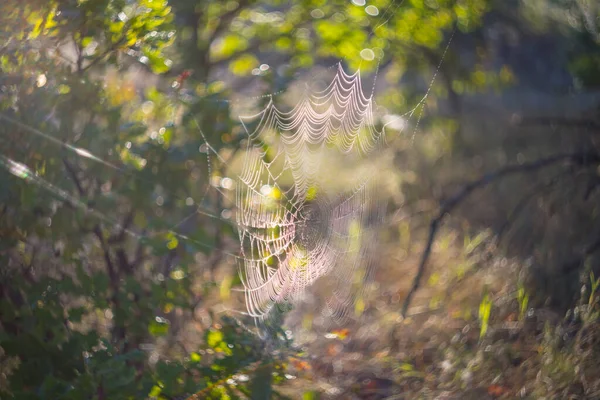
[0,0,290,398]
[516,281,529,321]
[520,0,600,88]
[477,290,492,339]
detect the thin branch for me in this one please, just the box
[63,159,85,196]
[401,151,600,317]
[81,38,125,73]
[93,225,118,285]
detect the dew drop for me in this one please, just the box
[365,5,379,16]
[360,48,375,61]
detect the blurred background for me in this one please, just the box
[1,0,599,398]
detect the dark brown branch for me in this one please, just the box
[63,159,85,196]
[401,151,600,317]
[93,226,118,286]
[131,239,145,270]
[93,224,126,343]
[73,32,84,73]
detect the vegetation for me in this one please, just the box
[0,0,599,399]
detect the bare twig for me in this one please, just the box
[401,151,600,317]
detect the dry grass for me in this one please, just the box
[276,227,600,399]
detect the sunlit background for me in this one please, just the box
[1,0,600,398]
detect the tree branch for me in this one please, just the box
[63,159,85,196]
[401,151,600,317]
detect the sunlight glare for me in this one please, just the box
[7,159,31,179]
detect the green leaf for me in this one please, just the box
[149,318,170,337]
[206,330,224,349]
[229,54,259,76]
[303,391,319,400]
[142,47,171,74]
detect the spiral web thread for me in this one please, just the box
[235,64,387,321]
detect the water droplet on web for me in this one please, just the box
[365,5,379,16]
[221,209,232,219]
[220,177,233,189]
[352,0,366,6]
[142,101,154,114]
[260,184,272,196]
[360,48,375,61]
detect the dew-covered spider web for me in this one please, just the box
[234,64,387,321]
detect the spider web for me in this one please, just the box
[234,64,387,321]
